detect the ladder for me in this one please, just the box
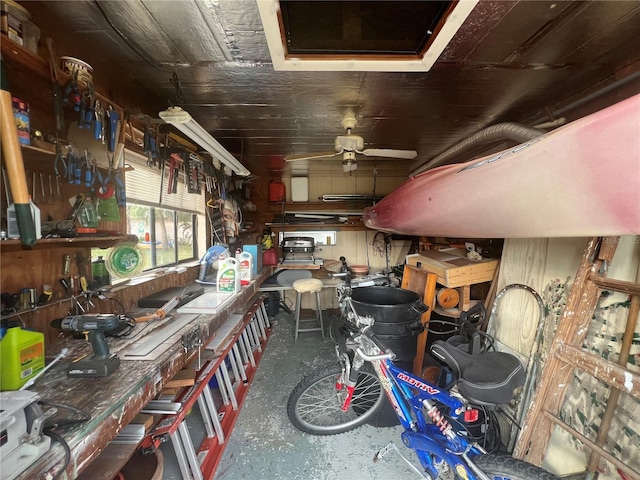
[401,264,438,375]
[513,237,640,478]
[140,298,271,479]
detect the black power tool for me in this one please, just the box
[61,314,121,377]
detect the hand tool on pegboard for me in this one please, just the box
[53,138,67,178]
[144,117,157,167]
[45,37,64,133]
[78,81,94,129]
[94,100,105,143]
[106,106,119,153]
[167,153,181,195]
[63,72,82,112]
[187,153,202,194]
[67,147,78,184]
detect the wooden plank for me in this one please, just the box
[493,238,547,357]
[555,343,640,397]
[130,413,155,431]
[405,248,499,288]
[589,274,640,296]
[401,265,437,376]
[163,368,196,388]
[514,237,618,464]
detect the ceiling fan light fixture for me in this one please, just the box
[342,151,357,172]
[159,106,250,176]
[336,134,364,151]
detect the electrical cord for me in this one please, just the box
[43,430,70,480]
[107,296,126,315]
[39,400,91,429]
[38,401,91,480]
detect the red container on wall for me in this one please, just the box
[262,249,278,266]
[269,180,286,202]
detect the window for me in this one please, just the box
[93,150,206,279]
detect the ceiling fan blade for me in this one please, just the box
[284,151,340,162]
[361,148,417,159]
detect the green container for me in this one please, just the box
[0,326,45,391]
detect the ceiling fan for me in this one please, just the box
[284,110,417,172]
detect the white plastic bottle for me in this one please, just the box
[237,251,253,285]
[217,257,240,293]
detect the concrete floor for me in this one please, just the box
[161,309,421,480]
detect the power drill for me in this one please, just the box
[61,314,121,377]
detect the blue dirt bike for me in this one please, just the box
[287,285,558,480]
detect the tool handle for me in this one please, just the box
[89,331,110,359]
[134,313,159,323]
[94,116,102,140]
[108,110,119,152]
[0,90,36,245]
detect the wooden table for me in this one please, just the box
[17,269,272,480]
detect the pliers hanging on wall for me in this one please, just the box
[53,138,67,178]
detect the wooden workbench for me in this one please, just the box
[16,269,272,480]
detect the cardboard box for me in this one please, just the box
[406,248,499,288]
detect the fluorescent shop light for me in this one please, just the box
[159,106,250,176]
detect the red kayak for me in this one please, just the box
[363,94,640,238]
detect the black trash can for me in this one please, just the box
[350,286,424,363]
[265,291,280,317]
[350,286,426,427]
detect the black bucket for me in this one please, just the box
[350,286,426,362]
[265,292,280,317]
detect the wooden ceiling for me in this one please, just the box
[24,1,640,178]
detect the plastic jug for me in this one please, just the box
[0,324,45,391]
[263,249,278,266]
[217,257,240,293]
[237,251,253,285]
[269,180,286,202]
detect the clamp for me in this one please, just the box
[53,139,67,178]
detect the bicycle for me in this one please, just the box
[287,283,559,480]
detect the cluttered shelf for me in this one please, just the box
[0,235,128,253]
[267,222,367,232]
[0,35,49,79]
[265,201,375,213]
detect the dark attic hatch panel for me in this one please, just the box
[257,0,476,71]
[280,1,450,55]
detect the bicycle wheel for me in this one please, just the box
[473,454,560,480]
[287,363,386,435]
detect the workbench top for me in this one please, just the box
[16,269,272,480]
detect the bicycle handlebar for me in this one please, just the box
[355,348,395,362]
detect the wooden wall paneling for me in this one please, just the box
[1,246,91,298]
[3,265,200,347]
[377,175,405,195]
[355,173,371,195]
[492,238,548,356]
[308,174,321,201]
[330,175,347,195]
